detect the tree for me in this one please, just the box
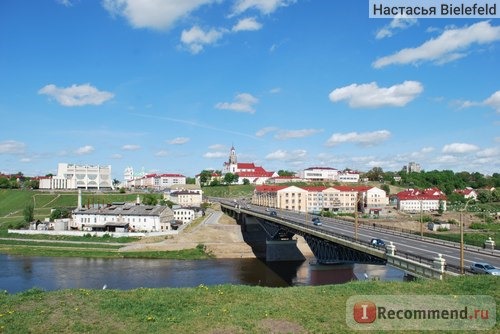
[242,178,250,185]
[224,173,236,185]
[380,184,390,196]
[277,170,296,177]
[363,167,384,181]
[186,177,196,184]
[142,194,159,206]
[477,191,492,204]
[199,170,214,186]
[23,202,34,223]
[112,179,120,188]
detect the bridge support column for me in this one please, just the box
[385,242,396,256]
[432,254,446,280]
[266,239,305,262]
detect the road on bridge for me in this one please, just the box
[232,202,500,273]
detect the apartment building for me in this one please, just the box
[39,163,112,190]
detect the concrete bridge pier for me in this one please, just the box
[266,239,306,262]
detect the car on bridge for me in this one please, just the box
[269,210,277,217]
[370,238,386,248]
[470,262,500,275]
[311,217,322,226]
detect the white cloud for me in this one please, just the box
[373,21,500,68]
[484,90,500,113]
[265,149,306,161]
[376,17,418,39]
[476,147,499,158]
[203,151,226,158]
[181,26,225,54]
[325,130,391,147]
[209,144,226,150]
[168,137,190,145]
[38,83,114,107]
[215,93,259,113]
[442,143,480,154]
[122,144,141,151]
[0,140,26,154]
[20,157,32,163]
[102,0,213,31]
[155,150,169,157]
[329,81,423,108]
[74,145,94,155]
[269,87,281,94]
[111,154,123,159]
[232,17,262,32]
[255,127,277,137]
[56,0,74,6]
[275,129,322,140]
[232,0,295,15]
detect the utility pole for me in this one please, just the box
[354,192,359,240]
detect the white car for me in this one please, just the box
[470,262,500,275]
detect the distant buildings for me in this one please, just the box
[403,162,421,173]
[252,185,388,214]
[222,146,277,185]
[39,163,112,190]
[123,167,186,190]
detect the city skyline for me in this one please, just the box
[1,1,499,178]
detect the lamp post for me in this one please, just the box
[354,192,361,241]
[460,197,474,275]
[420,198,423,238]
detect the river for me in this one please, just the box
[0,254,406,294]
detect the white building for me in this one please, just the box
[166,189,203,207]
[125,172,186,190]
[299,167,339,182]
[39,163,112,190]
[396,188,447,213]
[72,199,175,232]
[173,208,196,224]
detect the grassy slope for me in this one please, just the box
[0,276,497,334]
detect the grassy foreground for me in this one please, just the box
[0,276,498,334]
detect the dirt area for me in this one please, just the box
[120,209,313,258]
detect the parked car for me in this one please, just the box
[470,262,500,275]
[370,238,386,248]
[269,210,277,217]
[312,217,322,226]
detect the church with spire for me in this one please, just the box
[222,145,277,185]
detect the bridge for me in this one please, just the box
[219,201,499,280]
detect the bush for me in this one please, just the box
[469,223,488,230]
[437,227,449,232]
[447,219,458,225]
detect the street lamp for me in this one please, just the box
[420,198,423,238]
[354,192,362,240]
[460,197,474,274]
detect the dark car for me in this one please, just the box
[370,238,386,248]
[470,262,500,275]
[312,217,322,226]
[269,210,277,217]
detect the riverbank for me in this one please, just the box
[0,275,498,333]
[118,209,314,259]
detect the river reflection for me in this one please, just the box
[0,254,405,294]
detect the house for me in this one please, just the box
[396,188,447,213]
[125,172,186,190]
[71,198,175,232]
[454,188,478,201]
[166,189,203,207]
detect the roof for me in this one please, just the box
[237,163,256,169]
[304,166,337,171]
[74,203,172,216]
[396,188,447,200]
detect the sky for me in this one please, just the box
[0,0,499,180]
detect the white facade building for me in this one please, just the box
[299,167,339,182]
[39,163,112,190]
[72,201,175,232]
[125,172,186,190]
[173,208,196,224]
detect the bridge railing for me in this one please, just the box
[222,202,469,275]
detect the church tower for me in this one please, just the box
[229,145,237,165]
[223,145,238,174]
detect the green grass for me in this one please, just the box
[0,276,497,333]
[201,184,255,198]
[422,231,499,249]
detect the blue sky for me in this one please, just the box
[0,0,499,180]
